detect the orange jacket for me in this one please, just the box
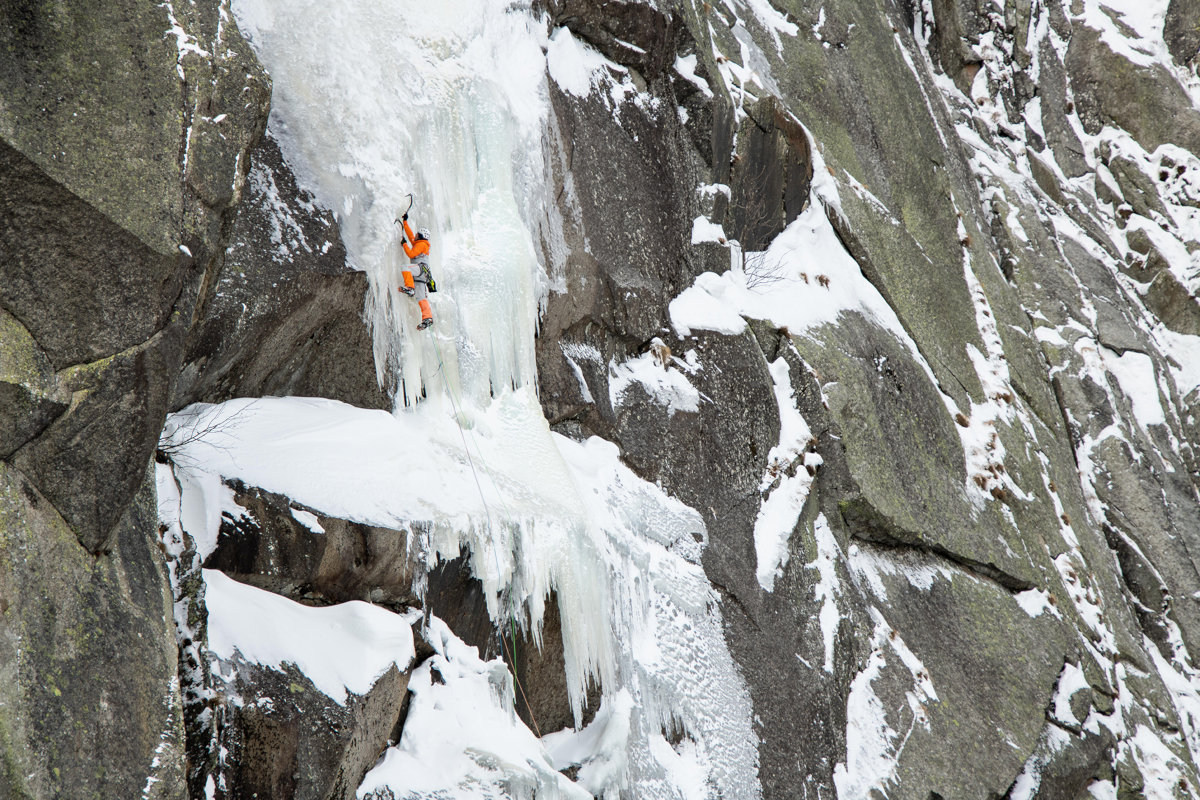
[401,220,429,259]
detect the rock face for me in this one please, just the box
[173,132,389,412]
[5,0,1200,798]
[0,0,270,554]
[1165,0,1200,68]
[207,481,421,609]
[530,0,1200,796]
[0,1,265,796]
[0,467,186,800]
[0,1,389,797]
[211,655,409,800]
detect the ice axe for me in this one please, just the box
[395,192,413,226]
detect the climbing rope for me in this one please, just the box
[429,331,542,736]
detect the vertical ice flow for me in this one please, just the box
[230,1,762,797]
[233,0,549,409]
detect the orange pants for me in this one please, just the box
[402,266,433,322]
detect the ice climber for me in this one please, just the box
[398,212,435,330]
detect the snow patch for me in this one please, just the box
[543,691,636,797]
[1015,589,1060,618]
[290,507,325,534]
[359,617,589,800]
[833,611,936,799]
[754,353,819,591]
[848,543,956,601]
[812,515,842,673]
[1101,346,1166,428]
[609,349,701,416]
[547,26,616,99]
[674,54,714,98]
[1051,662,1092,728]
[670,202,916,345]
[204,569,416,705]
[691,215,727,244]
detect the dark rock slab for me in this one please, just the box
[729,95,813,250]
[0,1,185,256]
[1035,36,1091,179]
[539,77,701,348]
[0,307,68,458]
[540,0,685,78]
[0,137,185,370]
[1143,270,1200,336]
[927,0,988,93]
[213,653,409,800]
[0,0,269,554]
[0,465,185,800]
[1067,25,1200,155]
[206,481,420,610]
[1107,156,1171,221]
[795,312,1037,586]
[174,132,388,411]
[12,322,186,553]
[1164,0,1200,67]
[0,3,277,796]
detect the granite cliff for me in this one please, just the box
[2,0,1200,798]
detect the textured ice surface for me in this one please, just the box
[234,0,550,408]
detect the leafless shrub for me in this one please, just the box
[743,250,790,290]
[729,159,794,290]
[157,402,256,469]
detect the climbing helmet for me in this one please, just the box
[417,227,431,241]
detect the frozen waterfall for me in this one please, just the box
[154,1,765,798]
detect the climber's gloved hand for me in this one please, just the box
[402,213,408,221]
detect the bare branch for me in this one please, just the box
[157,402,257,470]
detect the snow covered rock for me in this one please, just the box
[1067,26,1200,155]
[213,659,408,800]
[9,0,1200,797]
[531,0,1200,795]
[203,570,416,800]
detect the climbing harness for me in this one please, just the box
[415,263,437,293]
[429,334,541,736]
